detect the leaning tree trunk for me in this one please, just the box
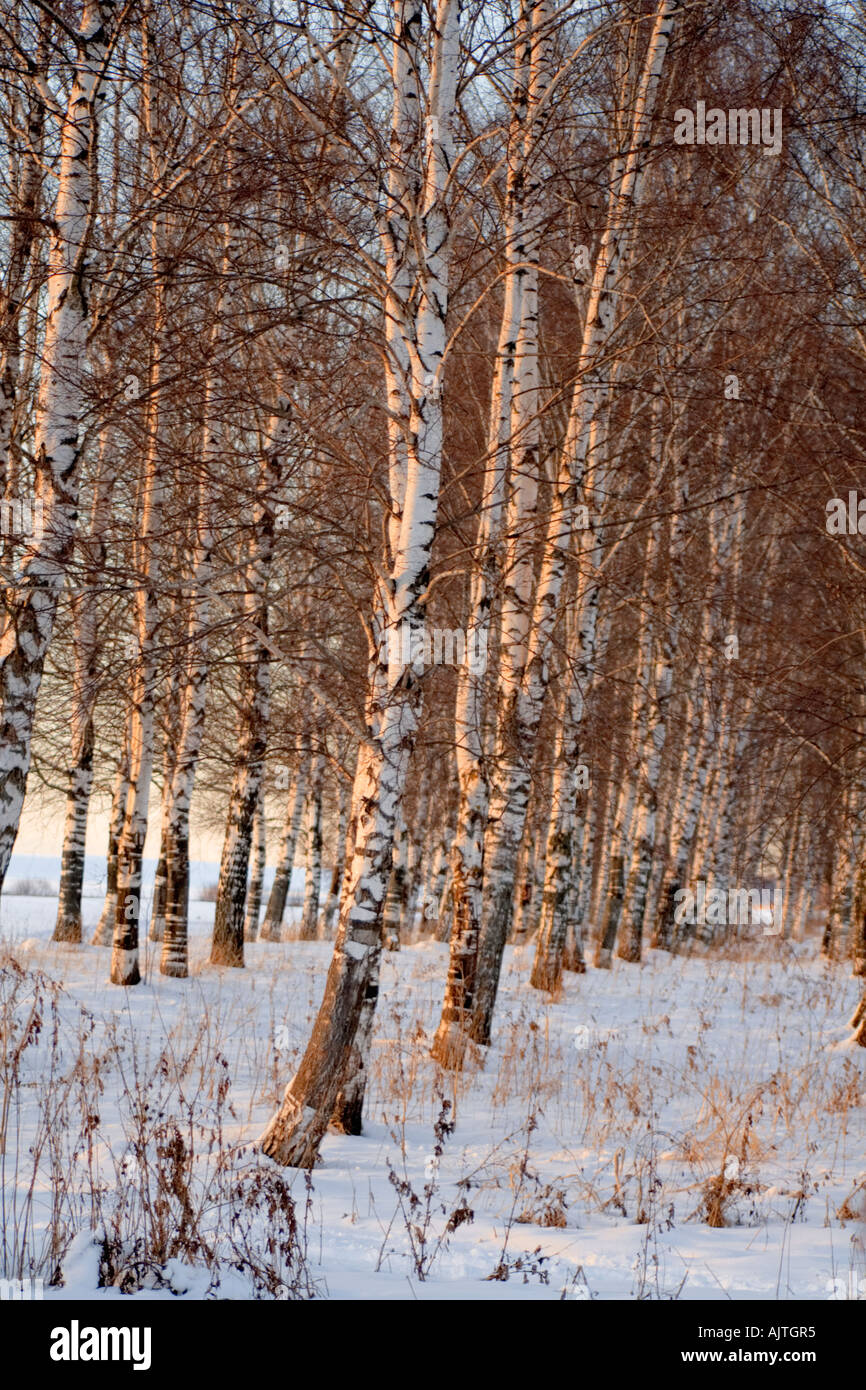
[656,602,714,950]
[530,542,603,991]
[149,751,178,946]
[149,695,182,944]
[331,927,383,1137]
[209,618,269,970]
[149,842,168,944]
[403,769,432,936]
[110,593,159,985]
[160,558,211,982]
[824,828,856,962]
[469,0,549,1044]
[420,819,452,936]
[617,479,684,962]
[260,0,458,1166]
[593,487,661,969]
[511,761,551,945]
[52,719,94,944]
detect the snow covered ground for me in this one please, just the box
[1,888,864,1301]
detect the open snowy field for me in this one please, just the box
[2,894,864,1302]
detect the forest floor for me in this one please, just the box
[2,888,865,1301]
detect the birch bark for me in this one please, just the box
[299,753,324,940]
[471,0,682,1042]
[432,0,535,1064]
[210,399,289,966]
[243,788,267,943]
[0,2,115,891]
[92,714,132,945]
[52,438,113,941]
[319,773,351,937]
[261,0,460,1163]
[261,731,310,940]
[110,82,169,984]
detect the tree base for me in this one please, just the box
[160,959,188,979]
[52,916,82,944]
[330,1091,363,1135]
[616,940,642,964]
[210,943,244,967]
[431,1020,478,1070]
[529,959,563,993]
[91,899,116,946]
[259,1097,322,1169]
[110,948,141,986]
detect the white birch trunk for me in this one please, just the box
[261,0,460,1162]
[53,438,113,941]
[299,754,324,941]
[0,2,114,890]
[243,788,267,943]
[0,20,47,490]
[432,0,537,1062]
[261,733,310,941]
[319,773,351,938]
[210,399,289,966]
[382,810,408,950]
[472,0,682,1041]
[92,716,132,946]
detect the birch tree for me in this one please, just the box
[261,0,461,1164]
[0,1,117,892]
[471,0,682,1044]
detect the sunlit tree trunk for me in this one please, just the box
[432,0,537,1063]
[261,0,460,1163]
[53,440,113,942]
[471,0,682,1042]
[0,16,47,492]
[0,2,115,893]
